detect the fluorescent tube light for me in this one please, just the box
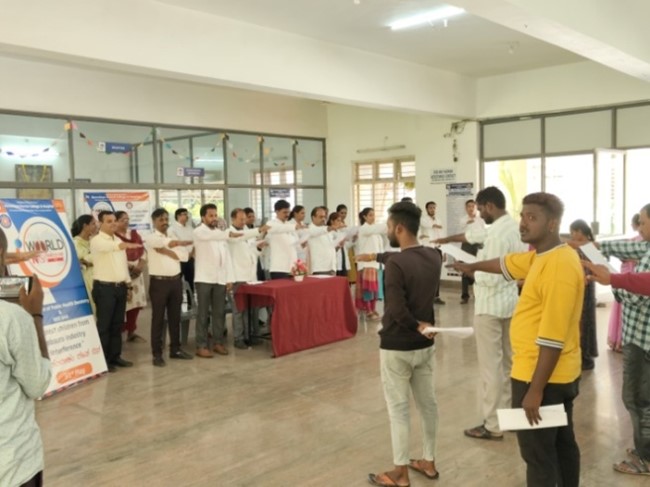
[389,6,464,30]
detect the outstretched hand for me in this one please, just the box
[447,261,474,277]
[581,260,611,285]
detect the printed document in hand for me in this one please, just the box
[580,242,618,272]
[497,404,567,431]
[421,326,474,339]
[439,244,477,264]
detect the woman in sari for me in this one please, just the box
[569,219,598,370]
[115,211,147,343]
[71,214,97,315]
[608,213,642,352]
[355,207,386,320]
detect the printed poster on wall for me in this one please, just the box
[445,182,475,279]
[0,199,106,396]
[83,191,152,231]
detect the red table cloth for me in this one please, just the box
[235,276,358,357]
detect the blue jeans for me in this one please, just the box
[622,343,650,461]
[512,378,580,487]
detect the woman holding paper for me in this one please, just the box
[355,208,386,320]
[569,219,598,370]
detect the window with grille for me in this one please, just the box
[353,159,416,221]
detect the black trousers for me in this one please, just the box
[270,272,290,280]
[461,242,479,299]
[512,378,581,487]
[433,247,442,298]
[149,276,183,358]
[21,471,42,487]
[92,281,127,364]
[180,257,195,293]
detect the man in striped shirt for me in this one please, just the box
[438,186,527,440]
[598,203,650,477]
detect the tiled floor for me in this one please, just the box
[37,292,646,486]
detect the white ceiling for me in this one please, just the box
[158,0,583,77]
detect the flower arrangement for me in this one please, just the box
[291,259,308,277]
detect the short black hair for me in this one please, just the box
[97,210,114,222]
[200,203,217,218]
[400,196,414,203]
[425,201,436,209]
[274,199,290,212]
[151,208,168,220]
[244,207,255,216]
[230,208,245,219]
[336,204,347,212]
[465,199,475,207]
[632,213,641,227]
[476,186,506,210]
[522,192,564,220]
[388,202,421,236]
[175,208,188,221]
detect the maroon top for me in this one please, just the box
[116,229,144,261]
[611,272,650,297]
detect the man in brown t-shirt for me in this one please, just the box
[358,201,442,487]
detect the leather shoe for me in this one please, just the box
[213,344,229,355]
[170,350,193,360]
[112,358,133,367]
[107,364,117,373]
[196,348,214,358]
[153,357,166,367]
[234,340,248,350]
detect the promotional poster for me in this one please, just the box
[1,198,106,396]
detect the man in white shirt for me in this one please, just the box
[305,206,339,275]
[0,228,52,487]
[266,199,300,279]
[144,208,194,367]
[438,187,526,440]
[90,211,142,372]
[227,208,269,349]
[459,199,486,304]
[193,203,240,358]
[172,208,195,293]
[419,201,446,305]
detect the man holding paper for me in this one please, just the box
[595,204,650,477]
[441,187,527,440]
[450,192,584,487]
[357,202,442,487]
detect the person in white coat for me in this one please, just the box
[419,201,446,305]
[266,200,301,279]
[227,208,269,349]
[328,212,352,279]
[193,203,240,358]
[304,206,339,275]
[355,207,386,320]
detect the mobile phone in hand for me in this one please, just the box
[0,276,32,299]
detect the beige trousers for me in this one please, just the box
[380,347,438,466]
[474,314,512,433]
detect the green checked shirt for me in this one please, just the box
[600,239,650,351]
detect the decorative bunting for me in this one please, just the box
[0,131,66,160]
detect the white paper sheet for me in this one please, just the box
[580,242,618,272]
[439,243,477,264]
[309,274,334,279]
[245,281,264,285]
[497,404,567,431]
[421,326,474,339]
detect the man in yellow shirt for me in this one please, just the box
[451,192,584,487]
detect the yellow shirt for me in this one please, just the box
[501,244,584,384]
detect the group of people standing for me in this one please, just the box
[362,188,650,487]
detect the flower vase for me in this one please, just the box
[294,275,305,282]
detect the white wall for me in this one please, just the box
[0,55,328,138]
[326,104,479,225]
[477,61,650,118]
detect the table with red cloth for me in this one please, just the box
[234,276,358,357]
